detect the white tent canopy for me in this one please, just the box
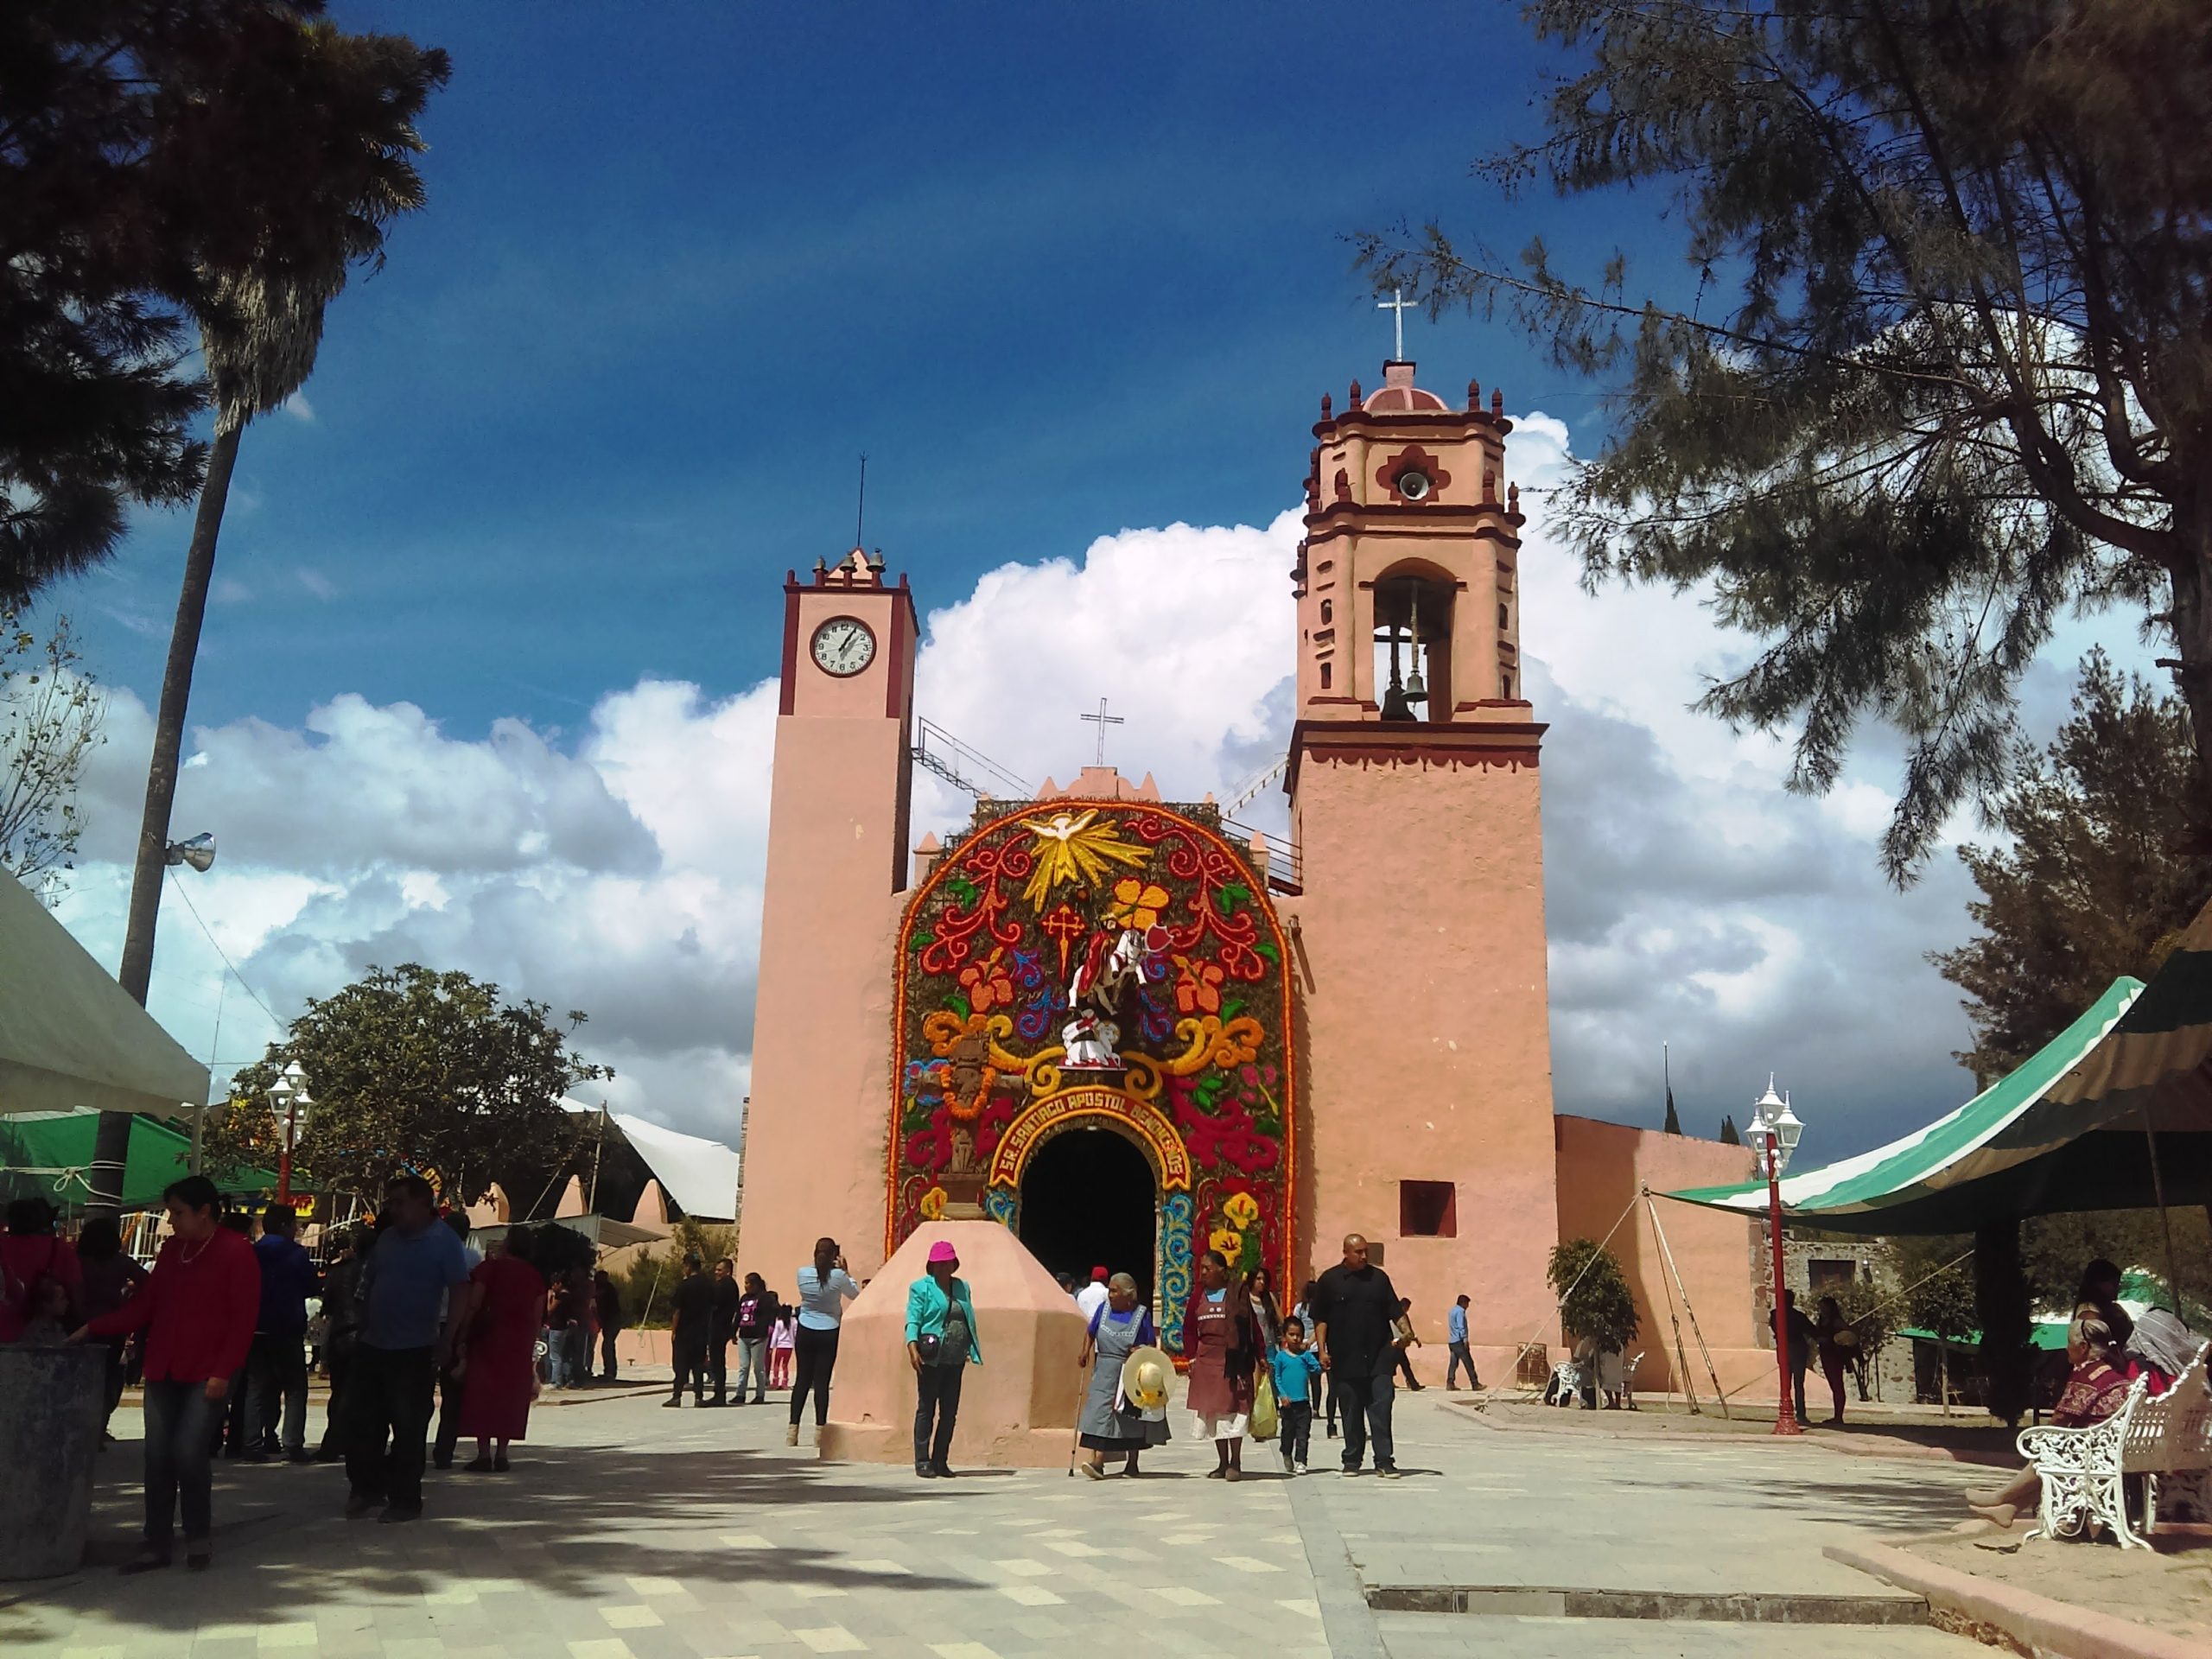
[562,1098,740,1221]
[0,874,209,1120]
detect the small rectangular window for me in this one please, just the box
[1319,661,1332,690]
[1399,1180,1457,1238]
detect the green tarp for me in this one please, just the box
[1667,897,2212,1233]
[0,1108,275,1210]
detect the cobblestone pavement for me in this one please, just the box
[1,1383,1992,1657]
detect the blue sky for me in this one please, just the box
[30,3,2138,1166]
[56,2,1643,738]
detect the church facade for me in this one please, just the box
[736,359,1767,1390]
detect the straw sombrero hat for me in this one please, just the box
[1120,1345,1173,1411]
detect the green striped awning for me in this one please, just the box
[1667,899,2212,1234]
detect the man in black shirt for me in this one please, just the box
[1313,1233,1402,1478]
[703,1259,741,1405]
[665,1255,713,1408]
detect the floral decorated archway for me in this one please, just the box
[889,800,1295,1346]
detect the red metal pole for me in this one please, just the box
[276,1099,296,1206]
[1769,1161,1800,1435]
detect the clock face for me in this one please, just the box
[810,615,876,677]
[1396,469,1432,501]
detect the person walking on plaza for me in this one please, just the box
[1271,1314,1323,1473]
[314,1227,367,1461]
[345,1176,474,1523]
[1770,1288,1814,1425]
[593,1268,623,1382]
[1074,1265,1110,1325]
[1249,1265,1282,1352]
[769,1302,795,1389]
[1390,1297,1425,1390]
[73,1176,259,1573]
[2,1195,81,1340]
[456,1226,546,1471]
[1077,1271,1166,1477]
[74,1217,149,1442]
[1313,1232,1403,1478]
[666,1253,712,1407]
[431,1212,481,1468]
[1446,1293,1480,1389]
[244,1203,318,1462]
[1180,1248,1261,1481]
[1814,1294,1851,1425]
[732,1270,775,1404]
[906,1239,981,1477]
[702,1258,740,1404]
[790,1236,860,1446]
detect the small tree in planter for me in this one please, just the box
[1547,1238,1639,1357]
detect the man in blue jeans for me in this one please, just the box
[245,1202,319,1460]
[1446,1293,1480,1389]
[345,1175,473,1523]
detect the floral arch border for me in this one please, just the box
[888,798,1297,1344]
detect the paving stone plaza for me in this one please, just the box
[5,1386,1996,1658]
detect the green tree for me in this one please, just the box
[1932,654,2212,1080]
[92,13,448,1220]
[1547,1236,1640,1351]
[118,16,450,1005]
[205,963,610,1207]
[1717,1114,1741,1146]
[0,611,104,894]
[1836,1274,1896,1402]
[1897,1233,1977,1410]
[1362,0,2212,879]
[1,2,428,606]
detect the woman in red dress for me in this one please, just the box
[1179,1249,1261,1481]
[455,1227,547,1471]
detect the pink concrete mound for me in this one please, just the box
[816,1220,1087,1468]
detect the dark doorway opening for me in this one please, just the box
[1019,1128,1156,1297]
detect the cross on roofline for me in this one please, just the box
[1078,697,1124,766]
[1378,287,1415,360]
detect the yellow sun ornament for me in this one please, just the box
[1020,808,1151,912]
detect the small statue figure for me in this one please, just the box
[1061,1008,1122,1071]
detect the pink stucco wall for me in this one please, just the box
[1551,1115,1772,1401]
[1284,747,1561,1386]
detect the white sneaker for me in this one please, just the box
[1295,1460,1309,1474]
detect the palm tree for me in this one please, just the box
[91,21,448,1216]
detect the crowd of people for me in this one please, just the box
[1052,1230,1445,1484]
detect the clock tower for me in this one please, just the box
[737,546,919,1276]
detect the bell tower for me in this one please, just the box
[737,546,918,1280]
[1285,358,1560,1381]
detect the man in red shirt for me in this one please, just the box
[76,1175,259,1573]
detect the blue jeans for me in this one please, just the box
[543,1326,571,1387]
[142,1378,219,1549]
[735,1336,769,1401]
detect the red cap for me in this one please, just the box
[1090,1267,1109,1281]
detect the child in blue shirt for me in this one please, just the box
[1269,1316,1323,1473]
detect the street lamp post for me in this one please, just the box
[1745,1077,1806,1436]
[270,1060,313,1208]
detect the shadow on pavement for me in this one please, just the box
[3,1433,975,1643]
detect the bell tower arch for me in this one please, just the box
[1285,358,1559,1381]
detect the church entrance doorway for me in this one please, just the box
[1018,1128,1156,1298]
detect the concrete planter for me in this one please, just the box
[0,1344,106,1579]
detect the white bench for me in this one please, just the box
[2016,1342,2212,1548]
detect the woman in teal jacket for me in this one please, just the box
[905,1240,981,1478]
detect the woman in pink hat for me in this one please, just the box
[904,1240,982,1478]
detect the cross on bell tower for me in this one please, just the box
[1078,698,1123,765]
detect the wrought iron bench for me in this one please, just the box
[2016,1342,2211,1548]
